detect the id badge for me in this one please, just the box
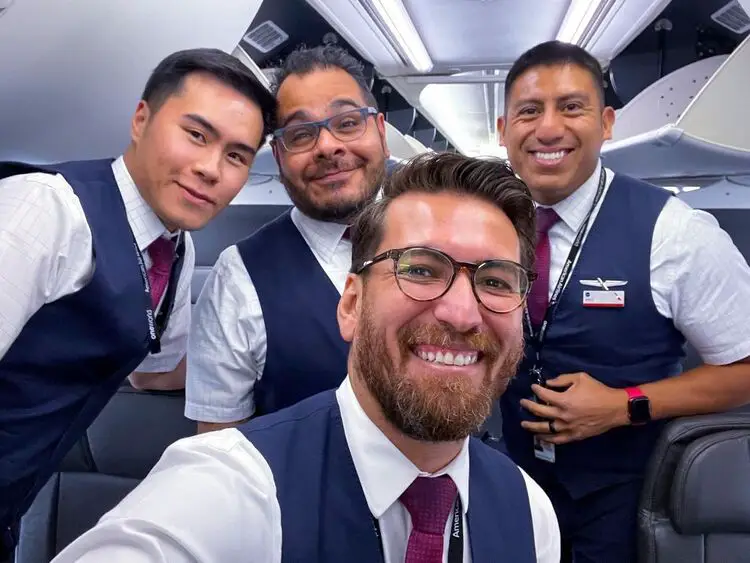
[534,436,556,463]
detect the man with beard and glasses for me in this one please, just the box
[186,45,389,432]
[51,152,560,563]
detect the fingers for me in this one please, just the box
[519,398,562,420]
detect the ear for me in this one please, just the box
[601,105,616,141]
[376,113,391,158]
[130,100,151,145]
[337,274,362,343]
[496,116,507,146]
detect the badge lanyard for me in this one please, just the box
[525,168,607,375]
[373,497,463,563]
[133,233,185,355]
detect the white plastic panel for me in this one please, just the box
[602,125,750,180]
[585,0,672,59]
[678,34,750,151]
[404,135,431,153]
[678,177,750,210]
[385,121,420,159]
[0,0,262,164]
[403,0,568,68]
[610,56,728,142]
[417,82,489,155]
[602,34,750,180]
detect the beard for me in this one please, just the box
[279,154,385,224]
[353,301,523,443]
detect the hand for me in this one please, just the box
[520,372,630,445]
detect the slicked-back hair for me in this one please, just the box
[505,40,606,107]
[140,48,277,143]
[350,152,536,273]
[271,45,378,109]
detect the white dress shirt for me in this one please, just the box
[0,156,194,372]
[185,207,351,422]
[51,376,561,563]
[542,161,750,366]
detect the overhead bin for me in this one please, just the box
[601,33,750,181]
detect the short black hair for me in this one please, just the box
[140,48,277,143]
[351,152,536,273]
[504,41,606,108]
[271,45,378,109]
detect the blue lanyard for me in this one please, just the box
[132,233,185,354]
[524,167,607,366]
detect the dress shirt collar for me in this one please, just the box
[538,160,609,233]
[111,156,177,251]
[336,376,470,519]
[291,206,350,263]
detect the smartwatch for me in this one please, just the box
[625,386,651,425]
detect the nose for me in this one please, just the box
[313,126,346,159]
[535,107,565,145]
[193,148,221,184]
[432,270,484,334]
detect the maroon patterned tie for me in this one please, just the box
[528,207,560,327]
[147,237,176,310]
[400,475,458,563]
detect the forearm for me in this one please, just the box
[129,357,186,391]
[640,360,750,420]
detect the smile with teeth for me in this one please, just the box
[412,346,480,367]
[533,150,570,161]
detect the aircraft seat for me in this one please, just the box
[14,386,195,563]
[638,406,750,562]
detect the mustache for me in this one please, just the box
[399,323,501,357]
[306,157,365,180]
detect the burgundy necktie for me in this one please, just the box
[147,237,176,310]
[400,475,458,563]
[528,207,560,328]
[342,227,351,240]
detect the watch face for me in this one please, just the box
[629,396,651,424]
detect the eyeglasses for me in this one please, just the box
[356,246,536,314]
[273,107,378,153]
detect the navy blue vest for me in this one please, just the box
[501,174,685,499]
[241,389,537,562]
[236,211,349,416]
[0,159,165,529]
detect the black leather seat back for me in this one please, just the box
[15,387,194,563]
[638,407,750,563]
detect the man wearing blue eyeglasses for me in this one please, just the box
[186,45,390,432]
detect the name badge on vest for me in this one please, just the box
[534,437,556,463]
[580,278,626,308]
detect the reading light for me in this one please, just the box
[359,0,433,72]
[557,0,605,44]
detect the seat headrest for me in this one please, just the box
[85,387,195,479]
[670,431,750,534]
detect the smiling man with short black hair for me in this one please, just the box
[497,40,750,563]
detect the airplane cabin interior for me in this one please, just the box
[1,0,750,561]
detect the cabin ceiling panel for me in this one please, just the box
[0,0,263,163]
[403,0,570,68]
[415,83,491,154]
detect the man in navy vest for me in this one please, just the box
[51,152,560,563]
[496,40,750,563]
[186,45,389,432]
[0,48,275,559]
